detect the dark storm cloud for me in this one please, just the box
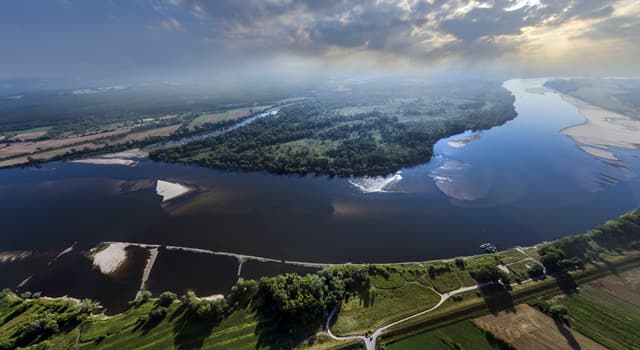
[181,0,632,59]
[0,0,637,83]
[439,4,534,42]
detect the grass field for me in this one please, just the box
[388,320,512,350]
[498,249,528,265]
[557,285,640,350]
[333,283,440,335]
[0,126,51,138]
[189,105,270,130]
[419,270,462,293]
[79,302,260,350]
[506,260,536,279]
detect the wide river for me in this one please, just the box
[2,78,640,264]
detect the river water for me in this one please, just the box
[1,79,639,309]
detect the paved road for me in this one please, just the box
[326,284,483,350]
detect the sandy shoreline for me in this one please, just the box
[447,133,480,148]
[91,243,128,275]
[71,148,148,167]
[0,251,32,263]
[156,180,193,202]
[560,94,640,159]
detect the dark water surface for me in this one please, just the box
[2,79,640,261]
[1,79,640,301]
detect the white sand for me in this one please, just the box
[49,242,77,265]
[91,243,128,275]
[101,149,148,159]
[71,148,148,167]
[156,180,192,202]
[447,133,480,148]
[17,276,31,288]
[72,158,137,166]
[0,251,32,263]
[561,95,640,155]
[579,145,617,160]
[136,247,159,298]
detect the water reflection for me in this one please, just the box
[349,78,640,202]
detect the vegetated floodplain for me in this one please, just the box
[387,320,514,350]
[151,81,517,176]
[0,83,286,168]
[3,208,640,350]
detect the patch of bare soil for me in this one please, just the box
[473,304,606,350]
[590,266,640,307]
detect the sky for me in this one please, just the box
[1,0,639,87]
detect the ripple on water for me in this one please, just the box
[349,172,403,193]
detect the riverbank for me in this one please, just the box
[3,208,639,350]
[559,94,640,160]
[71,149,148,166]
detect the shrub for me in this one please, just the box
[149,306,167,320]
[130,291,152,307]
[527,264,545,278]
[158,292,177,307]
[548,304,569,321]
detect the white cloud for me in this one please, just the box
[160,17,184,31]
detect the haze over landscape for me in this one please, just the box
[1,1,640,350]
[2,0,639,89]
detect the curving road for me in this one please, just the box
[326,284,483,350]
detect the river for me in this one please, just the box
[1,78,639,311]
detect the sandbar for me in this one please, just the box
[91,242,128,275]
[560,95,640,156]
[156,180,193,202]
[71,148,148,167]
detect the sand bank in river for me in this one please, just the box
[71,148,148,166]
[91,243,128,275]
[579,146,617,160]
[560,95,640,159]
[0,251,32,263]
[156,180,192,202]
[447,133,480,148]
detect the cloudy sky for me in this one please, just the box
[1,0,639,85]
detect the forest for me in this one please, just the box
[151,81,517,176]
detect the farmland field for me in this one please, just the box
[473,304,606,350]
[589,266,640,307]
[556,285,640,350]
[388,320,513,350]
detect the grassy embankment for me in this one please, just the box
[2,209,639,350]
[381,209,640,347]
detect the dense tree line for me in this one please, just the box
[151,84,517,176]
[537,209,640,274]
